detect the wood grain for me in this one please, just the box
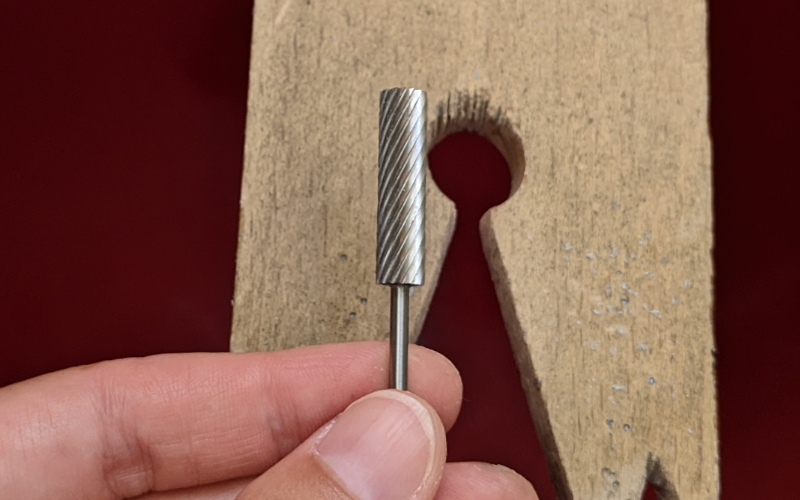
[232,1,717,498]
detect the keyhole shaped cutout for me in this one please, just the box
[417,132,556,500]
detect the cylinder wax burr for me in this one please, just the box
[376,87,427,390]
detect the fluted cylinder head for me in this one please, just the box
[376,88,427,286]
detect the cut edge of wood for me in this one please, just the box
[480,211,574,500]
[429,90,525,196]
[429,91,583,499]
[481,211,688,500]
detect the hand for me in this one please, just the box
[0,341,537,499]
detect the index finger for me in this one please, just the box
[0,342,462,500]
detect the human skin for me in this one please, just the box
[0,341,538,500]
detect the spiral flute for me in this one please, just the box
[376,88,427,390]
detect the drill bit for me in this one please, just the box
[376,88,427,391]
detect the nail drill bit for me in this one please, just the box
[376,88,427,391]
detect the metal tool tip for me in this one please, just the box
[376,88,427,286]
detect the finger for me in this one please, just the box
[435,463,538,500]
[139,462,540,500]
[229,462,539,500]
[133,477,252,500]
[236,390,447,500]
[0,342,462,500]
[141,463,542,500]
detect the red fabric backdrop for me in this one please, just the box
[1,1,797,498]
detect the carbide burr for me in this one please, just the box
[376,87,427,391]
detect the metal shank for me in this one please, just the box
[390,285,410,390]
[376,88,427,286]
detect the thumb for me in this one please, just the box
[235,389,447,500]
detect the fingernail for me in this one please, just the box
[316,390,435,500]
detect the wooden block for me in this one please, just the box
[232,1,717,499]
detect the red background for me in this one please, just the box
[1,1,798,498]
